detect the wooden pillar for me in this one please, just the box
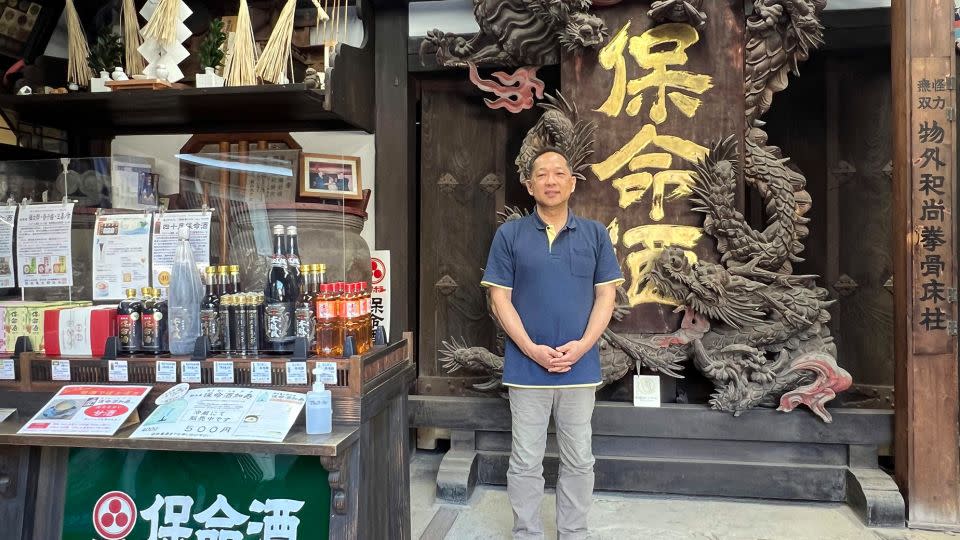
[374,3,416,343]
[891,0,960,528]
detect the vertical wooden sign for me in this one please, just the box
[562,2,744,333]
[910,58,956,355]
[892,0,960,528]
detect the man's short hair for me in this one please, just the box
[527,146,573,181]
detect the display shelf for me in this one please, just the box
[0,419,358,457]
[0,84,369,136]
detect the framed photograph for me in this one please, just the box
[300,153,363,200]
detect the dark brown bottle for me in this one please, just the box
[295,264,317,348]
[286,226,302,290]
[117,288,143,354]
[140,287,161,354]
[200,267,222,351]
[264,225,297,353]
[228,265,241,294]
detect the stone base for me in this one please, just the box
[410,396,905,528]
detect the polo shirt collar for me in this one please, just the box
[532,208,578,231]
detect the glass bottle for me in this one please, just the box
[217,265,230,296]
[316,263,327,287]
[117,288,143,354]
[200,266,222,351]
[168,227,203,355]
[220,293,233,354]
[295,265,317,348]
[264,224,297,353]
[245,294,260,355]
[343,283,362,355]
[229,265,241,294]
[316,283,343,357]
[286,225,302,290]
[234,294,248,356]
[359,281,371,353]
[153,288,169,353]
[140,287,160,354]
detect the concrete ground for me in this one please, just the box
[410,451,958,540]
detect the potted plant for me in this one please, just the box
[88,30,122,92]
[196,19,227,88]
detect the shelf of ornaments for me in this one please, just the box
[0,36,373,136]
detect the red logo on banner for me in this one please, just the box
[93,491,137,539]
[84,404,130,418]
[371,258,386,285]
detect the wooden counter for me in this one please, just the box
[0,336,414,540]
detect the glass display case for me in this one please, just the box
[0,147,375,359]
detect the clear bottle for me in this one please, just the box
[264,224,298,353]
[200,267,222,351]
[117,288,143,354]
[306,365,333,434]
[140,286,160,354]
[168,227,204,355]
[316,283,343,357]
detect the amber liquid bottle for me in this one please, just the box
[359,282,372,352]
[342,283,363,355]
[316,283,343,357]
[117,288,143,353]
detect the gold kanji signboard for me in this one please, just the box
[563,2,744,332]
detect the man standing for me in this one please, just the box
[481,148,623,539]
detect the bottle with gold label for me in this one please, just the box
[220,294,234,354]
[200,267,222,351]
[117,288,143,353]
[140,287,160,354]
[217,265,230,296]
[295,264,317,348]
[229,265,241,294]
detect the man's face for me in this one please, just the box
[526,152,575,208]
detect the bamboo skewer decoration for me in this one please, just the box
[254,0,297,84]
[64,0,92,87]
[121,0,145,75]
[224,0,258,86]
[141,0,180,45]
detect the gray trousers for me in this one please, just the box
[507,386,596,540]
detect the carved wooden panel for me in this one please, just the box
[561,1,745,333]
[418,81,507,378]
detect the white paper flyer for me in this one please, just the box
[0,205,17,288]
[18,385,151,436]
[92,213,152,300]
[131,387,305,443]
[151,211,212,292]
[16,202,75,288]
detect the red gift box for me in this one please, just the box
[44,307,117,356]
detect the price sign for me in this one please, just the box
[181,361,201,384]
[214,361,234,384]
[286,362,307,385]
[155,361,178,383]
[52,360,71,381]
[108,360,129,382]
[251,362,272,385]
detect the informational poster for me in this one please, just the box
[370,250,391,341]
[151,211,211,292]
[633,375,661,408]
[131,388,305,443]
[92,213,152,300]
[16,202,75,288]
[111,156,156,210]
[0,205,17,288]
[18,385,151,436]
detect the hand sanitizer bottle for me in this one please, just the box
[306,365,333,434]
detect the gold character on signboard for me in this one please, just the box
[595,21,713,124]
[621,224,702,306]
[590,124,708,221]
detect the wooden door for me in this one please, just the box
[417,81,507,394]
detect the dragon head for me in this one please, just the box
[558,11,608,52]
[646,247,697,305]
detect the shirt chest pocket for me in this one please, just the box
[570,247,595,278]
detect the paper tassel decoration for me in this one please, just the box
[138,0,192,83]
[121,0,145,75]
[65,0,92,87]
[254,0,297,84]
[224,0,258,86]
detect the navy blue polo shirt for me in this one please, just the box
[481,210,624,387]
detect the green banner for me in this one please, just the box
[62,448,330,540]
